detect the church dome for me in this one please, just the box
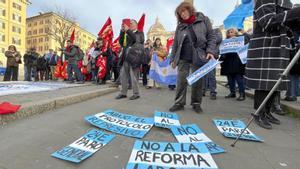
[147,17,166,35]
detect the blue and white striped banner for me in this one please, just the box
[154,111,180,129]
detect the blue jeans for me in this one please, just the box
[286,75,300,97]
[228,74,245,94]
[67,64,83,82]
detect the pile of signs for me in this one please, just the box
[52,109,263,168]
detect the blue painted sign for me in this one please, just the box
[220,36,244,54]
[213,119,263,142]
[187,59,221,85]
[126,140,218,169]
[85,109,154,138]
[51,129,115,163]
[154,111,180,129]
[238,44,249,64]
[170,124,225,155]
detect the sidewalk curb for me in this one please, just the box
[0,87,118,124]
[217,80,300,117]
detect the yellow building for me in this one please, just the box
[26,12,96,56]
[0,0,28,67]
[147,17,174,46]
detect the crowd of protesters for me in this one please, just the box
[2,0,300,129]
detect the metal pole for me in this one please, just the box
[231,48,300,147]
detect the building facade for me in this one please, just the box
[26,12,96,56]
[147,17,174,46]
[0,0,28,67]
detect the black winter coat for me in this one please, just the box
[220,53,245,75]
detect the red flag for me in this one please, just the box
[138,14,145,32]
[166,36,174,53]
[112,36,121,54]
[98,17,112,36]
[98,17,114,51]
[70,29,75,43]
[89,40,95,48]
[0,102,21,115]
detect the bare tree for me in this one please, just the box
[45,6,77,51]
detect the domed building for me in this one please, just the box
[147,17,174,46]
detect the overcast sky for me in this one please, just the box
[27,0,300,37]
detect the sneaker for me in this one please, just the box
[252,113,272,129]
[210,94,217,100]
[266,112,281,125]
[237,94,246,101]
[115,94,127,100]
[193,104,203,113]
[225,93,236,98]
[169,104,184,112]
[272,108,286,116]
[129,95,140,100]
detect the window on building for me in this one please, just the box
[39,38,43,43]
[39,46,43,51]
[28,31,32,35]
[12,26,21,34]
[33,30,37,35]
[33,39,37,43]
[0,33,5,42]
[39,20,44,25]
[45,19,49,24]
[45,27,49,33]
[39,28,43,34]
[45,37,49,42]
[0,8,5,17]
[27,39,31,44]
[12,2,22,11]
[0,20,5,29]
[12,36,21,45]
[12,13,22,23]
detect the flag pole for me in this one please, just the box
[231,48,300,147]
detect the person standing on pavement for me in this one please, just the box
[62,40,84,84]
[142,39,152,87]
[116,19,145,100]
[23,47,39,81]
[48,50,58,80]
[169,2,216,113]
[3,45,22,81]
[245,0,300,129]
[220,28,246,101]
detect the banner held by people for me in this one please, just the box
[170,124,225,155]
[149,53,177,86]
[237,44,249,64]
[51,129,115,163]
[85,109,154,138]
[220,36,244,54]
[213,119,263,142]
[187,59,221,85]
[126,140,218,169]
[154,111,180,129]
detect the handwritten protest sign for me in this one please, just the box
[126,140,218,169]
[170,124,225,154]
[213,119,263,142]
[85,109,154,138]
[220,36,244,54]
[52,129,115,163]
[187,59,221,85]
[154,111,180,129]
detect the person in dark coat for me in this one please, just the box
[245,0,300,129]
[23,47,39,81]
[169,2,216,113]
[3,45,21,81]
[116,19,145,100]
[220,28,246,101]
[36,55,47,81]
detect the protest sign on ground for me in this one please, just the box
[154,111,180,129]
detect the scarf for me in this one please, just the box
[182,15,196,24]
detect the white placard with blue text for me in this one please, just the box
[126,140,218,169]
[187,59,221,85]
[220,36,244,54]
[213,119,263,142]
[85,109,154,138]
[238,44,248,64]
[170,124,225,154]
[51,129,115,163]
[154,111,180,129]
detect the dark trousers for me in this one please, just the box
[67,64,83,82]
[36,70,45,81]
[142,64,150,86]
[112,67,120,82]
[174,60,203,106]
[254,90,280,113]
[228,74,245,94]
[25,65,32,81]
[3,66,18,81]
